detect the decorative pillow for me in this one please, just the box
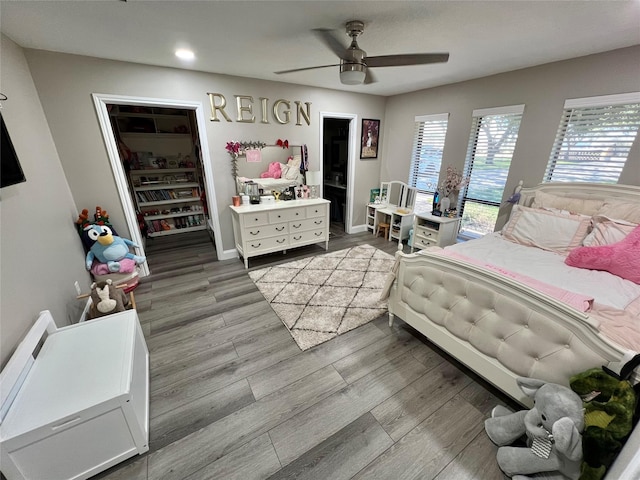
[582,216,637,247]
[502,205,591,254]
[260,162,282,179]
[531,190,604,216]
[282,161,300,181]
[596,199,640,224]
[287,154,302,169]
[566,225,640,284]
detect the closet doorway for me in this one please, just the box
[93,94,226,276]
[320,113,357,234]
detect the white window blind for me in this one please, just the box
[460,105,524,236]
[409,113,448,193]
[545,94,640,184]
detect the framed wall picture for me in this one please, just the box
[360,118,380,159]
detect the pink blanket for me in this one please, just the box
[437,250,594,312]
[90,258,137,275]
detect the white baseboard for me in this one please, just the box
[350,224,369,234]
[218,248,239,261]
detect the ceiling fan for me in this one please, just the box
[275,20,449,85]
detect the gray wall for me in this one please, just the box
[23,50,387,248]
[0,36,89,367]
[381,45,640,229]
[2,40,639,367]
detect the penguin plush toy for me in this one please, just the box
[84,224,146,272]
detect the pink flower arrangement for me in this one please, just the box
[439,166,469,196]
[225,141,242,157]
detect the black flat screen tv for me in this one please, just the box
[1,112,26,188]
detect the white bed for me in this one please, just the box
[389,182,640,401]
[387,182,640,478]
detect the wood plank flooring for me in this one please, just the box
[94,226,517,480]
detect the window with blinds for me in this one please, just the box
[545,93,640,184]
[408,113,448,212]
[460,105,524,237]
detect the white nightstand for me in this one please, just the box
[411,213,461,251]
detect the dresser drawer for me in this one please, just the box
[305,204,327,218]
[243,211,270,227]
[290,228,326,246]
[246,235,288,254]
[245,222,288,239]
[269,207,305,223]
[413,235,438,249]
[289,217,326,233]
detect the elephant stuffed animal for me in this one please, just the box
[484,377,585,480]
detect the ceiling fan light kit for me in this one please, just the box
[340,63,366,85]
[275,19,449,86]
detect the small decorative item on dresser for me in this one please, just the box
[232,196,241,207]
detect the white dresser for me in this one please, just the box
[411,213,461,251]
[230,199,330,268]
[0,310,149,480]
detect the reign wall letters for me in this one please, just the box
[207,93,311,126]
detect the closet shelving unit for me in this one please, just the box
[111,105,207,238]
[129,168,206,237]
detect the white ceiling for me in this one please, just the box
[2,0,639,97]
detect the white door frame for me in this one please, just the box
[92,93,225,274]
[319,111,358,234]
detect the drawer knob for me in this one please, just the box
[314,220,322,225]
[277,239,286,244]
[293,235,302,240]
[250,230,260,235]
[314,232,322,236]
[292,223,302,228]
[276,226,285,231]
[296,212,299,215]
[251,243,261,248]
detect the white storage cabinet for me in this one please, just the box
[0,310,149,480]
[411,213,461,251]
[230,199,330,269]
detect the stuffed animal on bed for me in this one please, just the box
[260,161,282,179]
[484,377,585,480]
[569,368,638,480]
[83,224,146,272]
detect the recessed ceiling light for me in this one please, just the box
[175,49,195,61]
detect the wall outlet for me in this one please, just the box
[74,281,82,296]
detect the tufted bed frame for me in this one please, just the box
[388,182,640,406]
[387,182,640,477]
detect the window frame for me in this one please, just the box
[459,104,525,237]
[408,113,449,212]
[544,92,640,184]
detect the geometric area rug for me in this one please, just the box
[248,244,395,351]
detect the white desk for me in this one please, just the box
[367,203,414,242]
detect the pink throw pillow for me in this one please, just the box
[260,162,282,179]
[565,225,640,284]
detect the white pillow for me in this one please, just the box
[502,205,591,255]
[582,216,637,246]
[281,163,300,181]
[531,190,604,216]
[596,199,640,224]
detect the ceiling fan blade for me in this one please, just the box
[366,53,449,68]
[312,28,348,59]
[274,63,342,75]
[364,68,377,84]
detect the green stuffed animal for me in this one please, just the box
[570,368,638,480]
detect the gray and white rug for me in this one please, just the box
[249,244,395,350]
